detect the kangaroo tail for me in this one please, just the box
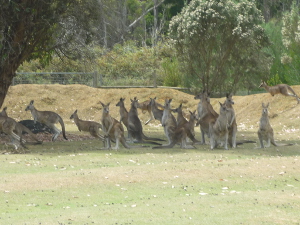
[142,133,164,141]
[236,140,256,145]
[120,138,131,149]
[272,140,293,147]
[58,116,68,140]
[152,141,176,149]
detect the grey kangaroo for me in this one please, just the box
[194,91,218,144]
[224,94,237,148]
[153,99,197,149]
[149,97,164,124]
[127,97,163,145]
[259,80,300,103]
[70,109,105,142]
[257,103,293,148]
[209,102,229,150]
[25,100,68,141]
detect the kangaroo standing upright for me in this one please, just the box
[149,97,164,124]
[70,109,105,142]
[25,100,68,141]
[100,101,130,149]
[224,93,237,148]
[127,97,163,145]
[194,91,218,144]
[257,103,293,148]
[259,80,300,103]
[209,102,229,150]
[160,98,177,146]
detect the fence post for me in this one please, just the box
[99,74,103,87]
[153,69,157,88]
[93,71,98,88]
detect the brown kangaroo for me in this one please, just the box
[149,97,163,124]
[257,103,293,148]
[25,100,68,141]
[115,98,129,129]
[259,80,300,103]
[153,110,199,149]
[194,91,218,144]
[224,93,237,148]
[209,102,229,150]
[0,115,26,150]
[128,97,163,145]
[1,107,42,146]
[70,109,105,142]
[100,101,130,149]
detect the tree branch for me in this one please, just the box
[127,0,165,30]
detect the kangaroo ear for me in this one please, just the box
[179,103,182,107]
[30,100,34,105]
[169,99,173,103]
[75,109,78,113]
[3,107,7,111]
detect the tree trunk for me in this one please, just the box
[0,70,14,109]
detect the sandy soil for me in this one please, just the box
[2,84,300,142]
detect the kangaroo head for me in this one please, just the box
[226,93,234,105]
[219,102,228,113]
[262,102,269,115]
[116,98,125,107]
[100,102,110,114]
[25,100,35,111]
[131,97,139,109]
[70,109,78,119]
[259,80,266,88]
[189,110,197,121]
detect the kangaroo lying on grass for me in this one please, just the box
[259,80,300,104]
[128,97,163,145]
[194,91,218,144]
[1,107,42,148]
[257,103,293,148]
[70,110,105,144]
[25,100,68,141]
[153,99,197,149]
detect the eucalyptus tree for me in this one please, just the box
[168,0,270,93]
[0,0,99,108]
[280,1,300,84]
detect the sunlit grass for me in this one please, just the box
[0,131,300,224]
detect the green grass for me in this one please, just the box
[1,131,300,225]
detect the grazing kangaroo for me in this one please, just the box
[25,100,68,141]
[209,102,229,150]
[149,97,164,124]
[100,101,131,149]
[259,80,300,103]
[224,93,237,148]
[153,99,197,149]
[70,110,105,142]
[127,97,163,145]
[257,103,293,148]
[1,107,42,146]
[194,91,218,144]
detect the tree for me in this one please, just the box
[168,0,270,93]
[0,0,98,108]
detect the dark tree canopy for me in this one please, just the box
[0,0,96,108]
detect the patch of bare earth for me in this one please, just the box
[2,84,300,143]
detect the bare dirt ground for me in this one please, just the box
[2,84,300,143]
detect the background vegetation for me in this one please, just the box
[4,0,300,95]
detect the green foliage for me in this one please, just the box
[161,57,181,87]
[168,0,270,93]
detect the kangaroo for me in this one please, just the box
[70,110,105,142]
[257,103,293,148]
[194,91,218,144]
[137,99,164,125]
[25,100,68,141]
[259,80,300,103]
[1,107,42,146]
[209,102,229,150]
[127,97,163,145]
[0,116,24,150]
[149,97,164,124]
[153,99,197,149]
[224,93,237,148]
[116,98,129,129]
[99,101,131,149]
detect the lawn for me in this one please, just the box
[1,130,299,225]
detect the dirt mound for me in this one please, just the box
[3,84,300,140]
